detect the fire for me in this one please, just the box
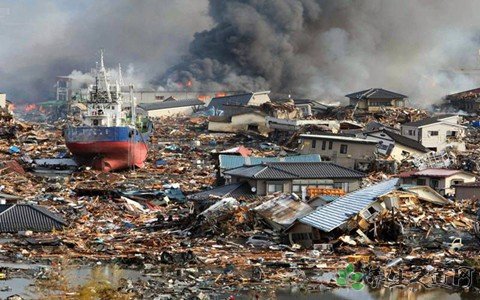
[24,103,37,112]
[186,80,192,87]
[198,95,208,102]
[215,92,227,98]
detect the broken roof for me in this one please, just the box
[299,178,399,232]
[0,204,67,233]
[396,168,474,178]
[207,91,270,112]
[345,88,407,100]
[139,99,204,111]
[383,130,429,153]
[188,182,255,201]
[219,154,322,170]
[224,162,366,180]
[402,114,459,127]
[254,194,314,228]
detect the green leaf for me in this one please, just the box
[346,263,354,274]
[338,269,347,278]
[352,282,364,290]
[336,277,347,286]
[351,272,363,282]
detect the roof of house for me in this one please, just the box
[383,130,429,153]
[207,91,269,112]
[219,154,322,170]
[187,182,255,201]
[345,88,407,100]
[299,178,399,232]
[396,168,474,178]
[224,162,366,180]
[402,114,458,127]
[0,204,67,233]
[139,99,204,111]
[219,146,252,157]
[300,134,378,144]
[254,194,314,227]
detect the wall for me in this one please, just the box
[249,93,271,106]
[364,131,394,156]
[0,94,6,109]
[146,106,195,118]
[418,123,465,152]
[455,187,480,200]
[366,98,404,112]
[411,173,475,195]
[401,125,420,142]
[208,113,268,133]
[299,137,376,169]
[390,143,426,162]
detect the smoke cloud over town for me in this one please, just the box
[2,0,480,104]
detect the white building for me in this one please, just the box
[139,99,205,118]
[0,93,6,109]
[401,114,466,152]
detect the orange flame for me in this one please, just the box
[24,103,37,112]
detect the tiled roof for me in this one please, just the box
[224,162,366,180]
[300,134,378,144]
[345,88,407,99]
[299,179,399,232]
[188,182,255,200]
[219,154,322,170]
[384,130,429,153]
[0,204,67,233]
[139,99,204,111]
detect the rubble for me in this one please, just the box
[1,108,480,298]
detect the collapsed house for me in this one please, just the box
[206,91,271,116]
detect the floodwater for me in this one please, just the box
[0,263,477,299]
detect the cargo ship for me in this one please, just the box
[64,51,152,171]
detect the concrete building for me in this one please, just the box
[363,130,430,162]
[0,93,6,109]
[224,162,366,196]
[139,99,204,118]
[346,88,407,112]
[298,134,378,169]
[397,169,476,196]
[401,114,466,152]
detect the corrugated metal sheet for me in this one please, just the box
[299,178,399,232]
[219,154,321,170]
[0,204,67,233]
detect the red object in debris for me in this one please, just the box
[220,145,252,157]
[66,141,147,172]
[3,160,25,175]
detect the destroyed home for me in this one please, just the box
[401,114,466,152]
[397,168,476,195]
[224,162,366,196]
[298,133,378,169]
[346,88,407,112]
[289,179,399,247]
[445,87,480,112]
[206,91,271,115]
[207,109,268,134]
[363,129,430,161]
[139,98,204,118]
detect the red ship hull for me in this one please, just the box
[66,141,148,172]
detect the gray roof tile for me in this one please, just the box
[0,204,67,233]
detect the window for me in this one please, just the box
[155,95,164,100]
[321,140,327,150]
[429,131,439,136]
[447,131,457,137]
[312,139,317,148]
[430,179,439,189]
[408,130,415,136]
[417,178,426,185]
[292,185,301,192]
[367,206,377,215]
[267,183,283,193]
[340,144,348,154]
[328,141,333,150]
